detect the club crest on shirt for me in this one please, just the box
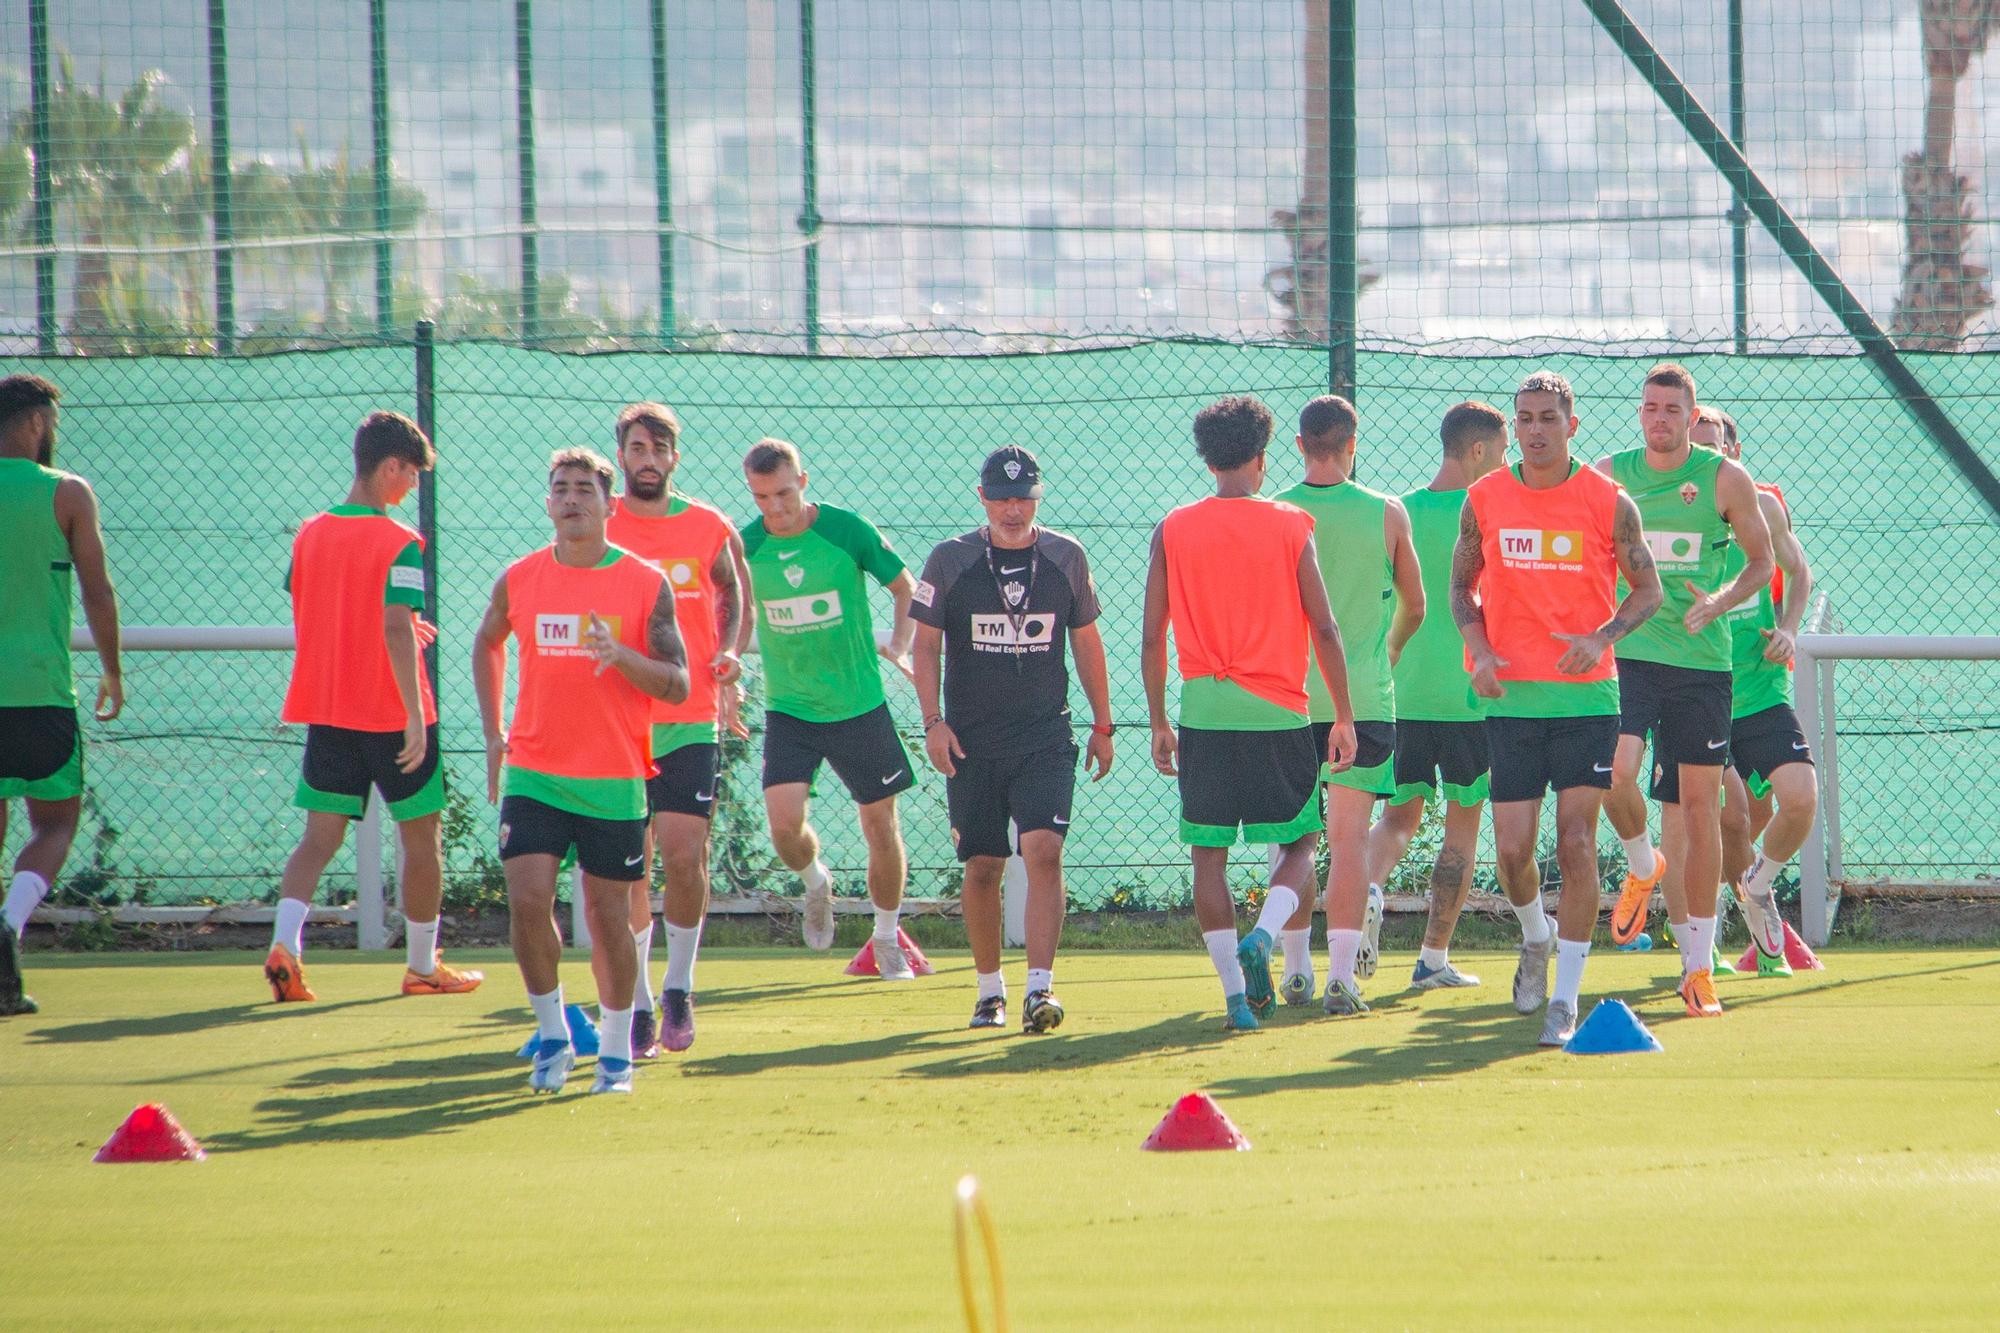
[1003,581,1026,607]
[1679,481,1699,505]
[784,565,806,588]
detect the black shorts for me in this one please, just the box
[1729,703,1814,786]
[1618,658,1732,790]
[647,742,719,820]
[1391,719,1490,805]
[946,741,1078,862]
[296,722,445,821]
[762,704,916,803]
[1178,725,1321,847]
[0,705,78,783]
[498,794,648,881]
[1312,719,1396,795]
[1487,713,1619,804]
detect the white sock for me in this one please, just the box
[1251,883,1300,940]
[977,970,1006,1000]
[1621,836,1656,880]
[272,897,310,957]
[1327,928,1362,987]
[1418,945,1450,972]
[1280,927,1312,977]
[1743,852,1781,898]
[1202,928,1245,996]
[529,986,568,1041]
[1512,898,1552,944]
[802,859,832,894]
[4,870,50,938]
[631,926,656,1012]
[598,1005,634,1064]
[404,918,439,974]
[664,921,701,992]
[1554,938,1591,1007]
[1026,967,1053,995]
[1683,915,1717,973]
[872,905,899,942]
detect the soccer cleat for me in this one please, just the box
[630,1007,662,1059]
[969,994,1006,1029]
[262,943,316,1003]
[1321,978,1369,1017]
[1754,947,1794,979]
[590,1057,635,1095]
[400,952,484,995]
[1022,989,1064,1035]
[659,988,696,1052]
[528,1037,575,1093]
[1223,992,1260,1031]
[1411,959,1481,990]
[1742,882,1786,960]
[801,874,836,951]
[1357,884,1385,980]
[1679,968,1724,1017]
[0,930,36,1016]
[872,935,916,982]
[1236,928,1277,1018]
[1279,969,1317,1008]
[1512,925,1555,1015]
[1711,942,1736,975]
[1539,999,1578,1047]
[1610,850,1666,945]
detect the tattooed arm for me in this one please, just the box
[1552,491,1662,674]
[1449,500,1505,699]
[583,577,691,703]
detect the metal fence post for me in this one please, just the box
[1328,0,1356,405]
[1795,645,1830,947]
[1728,0,1747,354]
[414,320,440,703]
[1001,820,1026,947]
[515,0,539,343]
[370,0,393,339]
[206,0,234,354]
[570,865,591,951]
[356,794,388,949]
[799,0,822,354]
[650,0,675,345]
[29,0,55,353]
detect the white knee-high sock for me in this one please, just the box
[1251,884,1300,940]
[1202,929,1245,997]
[4,871,49,938]
[631,925,656,1012]
[664,921,702,992]
[272,897,310,956]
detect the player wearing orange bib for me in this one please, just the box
[266,412,479,1003]
[472,448,689,1095]
[606,401,750,1057]
[1451,372,1662,1046]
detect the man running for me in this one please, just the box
[1141,395,1356,1032]
[472,448,689,1095]
[740,439,922,978]
[266,411,481,1003]
[912,446,1114,1034]
[1452,371,1662,1046]
[0,374,123,1017]
[1271,395,1423,1014]
[1368,401,1510,992]
[1597,364,1774,1017]
[1691,407,1818,975]
[606,402,750,1056]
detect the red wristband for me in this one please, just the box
[1091,722,1114,737]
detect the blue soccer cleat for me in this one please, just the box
[1236,928,1277,1018]
[528,1038,574,1094]
[1223,992,1260,1031]
[590,1057,634,1095]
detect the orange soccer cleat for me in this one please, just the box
[1610,851,1668,946]
[1679,967,1723,1017]
[400,953,485,995]
[263,943,317,1002]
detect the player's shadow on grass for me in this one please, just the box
[27,995,401,1045]
[201,1049,542,1153]
[1206,1002,1549,1095]
[904,1012,1251,1078]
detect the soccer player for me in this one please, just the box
[1596,364,1774,1017]
[1271,395,1423,1014]
[0,374,123,1017]
[1691,407,1818,975]
[605,402,750,1057]
[1141,395,1356,1032]
[1451,371,1662,1046]
[912,446,1114,1033]
[1366,401,1510,992]
[740,439,922,978]
[265,411,479,1003]
[472,448,689,1095]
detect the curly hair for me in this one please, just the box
[1191,395,1274,471]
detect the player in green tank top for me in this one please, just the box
[1594,364,1775,1017]
[0,375,124,1017]
[1268,396,1423,1015]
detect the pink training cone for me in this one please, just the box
[1735,921,1824,973]
[94,1103,205,1163]
[843,928,935,977]
[1141,1092,1251,1152]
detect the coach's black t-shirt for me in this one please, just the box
[911,526,1100,761]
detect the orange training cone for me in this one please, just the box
[94,1103,205,1163]
[844,927,934,976]
[1141,1092,1251,1152]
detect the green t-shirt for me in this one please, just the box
[1392,486,1484,722]
[0,458,74,709]
[1275,479,1395,723]
[1724,532,1792,719]
[1607,447,1732,672]
[282,504,426,610]
[742,503,907,723]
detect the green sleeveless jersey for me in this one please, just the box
[1607,446,1732,671]
[1724,499,1792,718]
[1392,486,1483,721]
[0,458,75,709]
[1274,478,1394,723]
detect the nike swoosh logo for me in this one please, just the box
[1052,816,1069,826]
[1792,741,1809,750]
[624,854,643,867]
[1707,738,1728,750]
[777,549,799,559]
[694,789,715,802]
[1000,565,1026,574]
[881,772,904,785]
[1593,763,1613,773]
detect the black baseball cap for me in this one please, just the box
[980,445,1043,499]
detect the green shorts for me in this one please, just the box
[1177,724,1322,847]
[294,722,446,822]
[1314,719,1397,798]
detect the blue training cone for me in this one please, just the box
[1562,998,1664,1055]
[515,1003,601,1058]
[1613,931,1653,952]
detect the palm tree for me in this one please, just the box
[282,139,426,334]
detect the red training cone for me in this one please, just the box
[1734,920,1825,973]
[1141,1092,1251,1152]
[843,928,935,977]
[94,1103,205,1163]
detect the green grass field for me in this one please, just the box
[5,946,2000,1329]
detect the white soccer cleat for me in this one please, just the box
[528,1038,575,1094]
[1357,884,1385,980]
[802,873,836,951]
[590,1057,635,1095]
[873,934,916,982]
[1279,969,1317,1008]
